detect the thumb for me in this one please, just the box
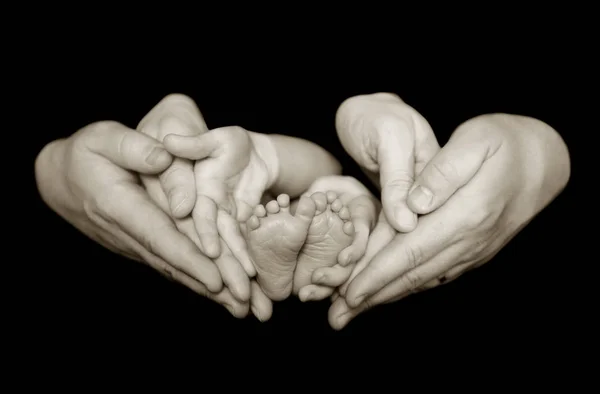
[407,130,491,214]
[377,118,418,232]
[83,121,173,174]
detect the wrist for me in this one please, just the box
[249,132,280,191]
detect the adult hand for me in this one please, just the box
[137,94,263,277]
[329,113,571,330]
[35,120,223,295]
[295,176,380,301]
[137,94,255,301]
[336,93,440,233]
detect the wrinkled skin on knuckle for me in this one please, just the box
[403,244,424,271]
[402,270,422,294]
[431,159,460,187]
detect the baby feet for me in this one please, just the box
[293,191,355,295]
[246,194,316,301]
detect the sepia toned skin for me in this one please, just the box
[140,96,378,307]
[35,92,570,328]
[326,93,571,329]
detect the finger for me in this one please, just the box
[163,132,220,160]
[345,211,456,308]
[407,130,491,215]
[192,195,221,258]
[328,287,412,330]
[338,194,379,266]
[214,238,251,302]
[159,158,196,218]
[140,174,171,215]
[339,211,396,297]
[443,261,476,282]
[376,115,418,232]
[156,256,248,318]
[331,291,340,302]
[234,168,270,223]
[101,183,223,293]
[328,296,369,331]
[217,210,256,277]
[359,243,465,307]
[250,280,273,322]
[138,96,209,217]
[137,93,209,137]
[156,111,202,219]
[312,264,353,287]
[83,122,173,173]
[298,284,335,302]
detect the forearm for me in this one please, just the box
[251,132,342,198]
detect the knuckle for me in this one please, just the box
[224,125,248,138]
[88,120,121,135]
[372,114,412,135]
[76,121,120,150]
[402,271,422,293]
[383,169,414,189]
[403,244,424,270]
[430,160,459,185]
[463,202,502,232]
[162,164,188,183]
[161,93,195,108]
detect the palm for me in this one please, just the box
[194,127,270,221]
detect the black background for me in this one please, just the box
[27,51,582,354]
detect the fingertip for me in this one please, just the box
[201,237,221,259]
[145,147,173,170]
[407,184,436,214]
[169,192,194,218]
[328,298,352,331]
[387,204,417,233]
[232,281,251,303]
[204,273,224,293]
[344,283,364,309]
[337,248,352,266]
[162,133,186,153]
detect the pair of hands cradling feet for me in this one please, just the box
[327,93,570,330]
[243,175,380,302]
[138,94,277,321]
[292,176,380,302]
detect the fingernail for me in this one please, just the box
[171,192,189,213]
[354,295,366,306]
[342,252,353,266]
[146,147,170,165]
[409,185,434,210]
[313,273,325,284]
[303,291,315,302]
[251,305,264,322]
[224,304,235,315]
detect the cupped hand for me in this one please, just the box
[328,114,570,330]
[295,176,380,302]
[162,125,276,275]
[336,92,441,233]
[35,120,223,295]
[137,94,259,279]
